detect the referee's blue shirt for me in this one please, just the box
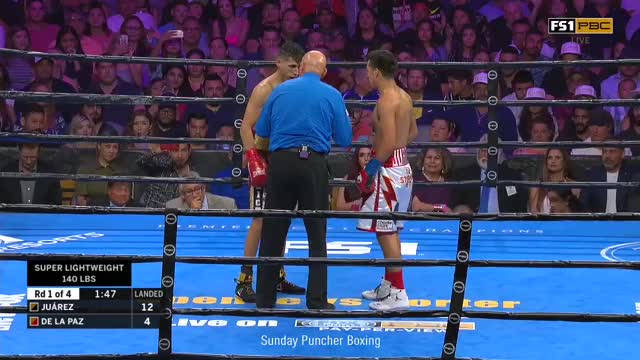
[255,73,352,153]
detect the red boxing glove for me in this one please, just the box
[357,169,374,196]
[246,148,268,187]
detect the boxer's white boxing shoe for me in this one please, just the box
[362,278,391,300]
[369,287,410,311]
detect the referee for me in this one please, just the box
[254,51,352,309]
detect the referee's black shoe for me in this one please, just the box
[308,302,335,310]
[276,268,306,294]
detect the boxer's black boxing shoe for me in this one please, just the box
[235,272,256,303]
[276,269,306,294]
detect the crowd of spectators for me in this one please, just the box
[1,0,640,214]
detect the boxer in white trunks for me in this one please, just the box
[357,50,418,311]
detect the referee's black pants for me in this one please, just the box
[256,150,329,309]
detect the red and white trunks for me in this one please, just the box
[357,148,413,233]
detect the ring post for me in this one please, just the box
[233,61,249,185]
[486,69,500,191]
[159,210,178,359]
[441,214,473,360]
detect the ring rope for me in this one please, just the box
[0,91,236,106]
[0,132,486,148]
[2,354,474,360]
[0,133,233,145]
[2,306,638,322]
[498,140,640,148]
[2,90,638,108]
[2,204,640,220]
[0,254,635,269]
[4,132,640,148]
[2,47,640,69]
[1,172,639,189]
[3,47,640,360]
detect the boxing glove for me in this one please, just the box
[357,170,374,196]
[246,148,268,187]
[358,158,382,195]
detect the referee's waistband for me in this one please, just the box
[275,148,328,155]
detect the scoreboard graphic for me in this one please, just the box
[26,260,165,329]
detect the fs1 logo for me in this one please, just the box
[548,18,613,34]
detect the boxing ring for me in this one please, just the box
[0,49,640,360]
[1,211,639,359]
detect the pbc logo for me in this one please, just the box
[548,18,613,34]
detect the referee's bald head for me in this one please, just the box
[301,51,328,78]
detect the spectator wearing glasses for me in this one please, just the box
[166,172,237,210]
